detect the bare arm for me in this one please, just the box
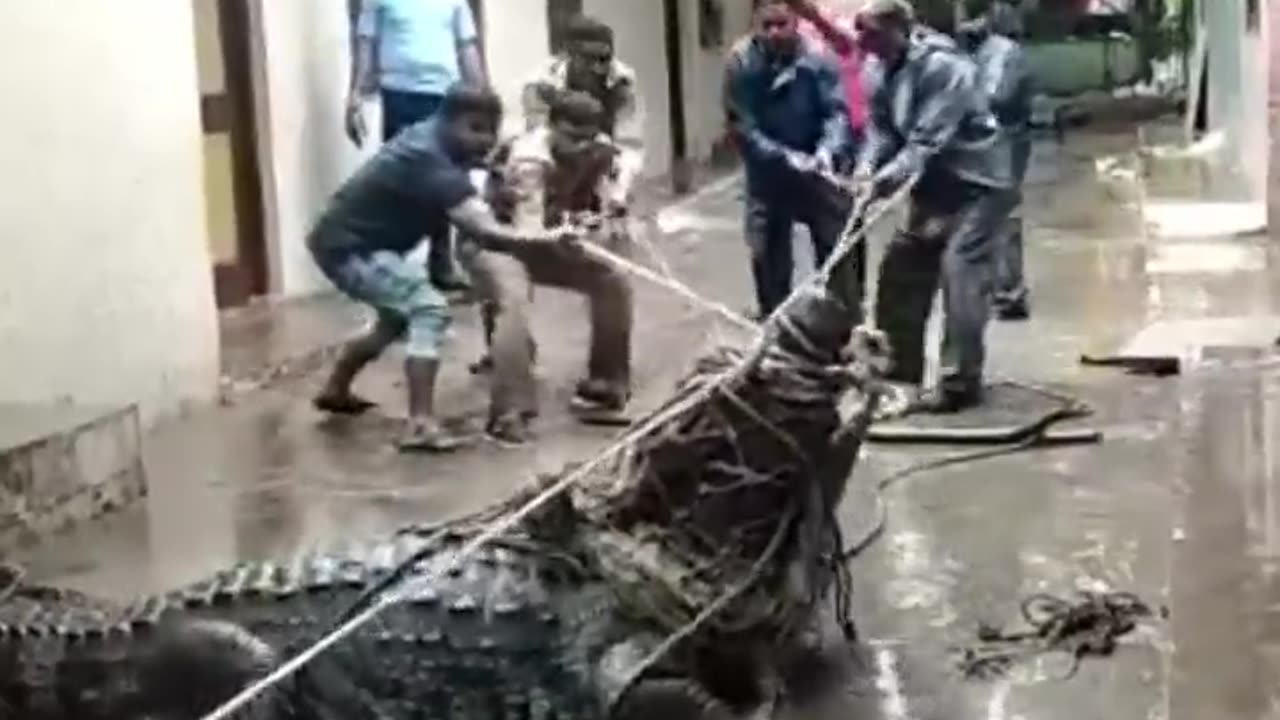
[458,42,487,85]
[787,0,855,55]
[453,1,487,85]
[447,197,567,251]
[349,0,379,101]
[610,72,646,203]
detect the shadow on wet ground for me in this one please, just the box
[17,124,1280,719]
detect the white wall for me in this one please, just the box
[1203,0,1268,203]
[255,0,371,297]
[679,0,755,160]
[482,0,552,136]
[0,0,220,425]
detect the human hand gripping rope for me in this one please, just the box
[199,172,918,720]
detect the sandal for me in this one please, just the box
[397,418,468,454]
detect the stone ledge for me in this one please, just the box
[0,404,146,552]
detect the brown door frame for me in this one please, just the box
[202,0,268,308]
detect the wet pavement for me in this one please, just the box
[18,124,1280,719]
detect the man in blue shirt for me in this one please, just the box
[346,0,488,291]
[855,0,1011,413]
[723,0,852,320]
[309,85,578,453]
[959,1,1034,320]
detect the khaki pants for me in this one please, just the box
[460,230,633,419]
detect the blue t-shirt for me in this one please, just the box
[357,0,478,96]
[309,118,476,261]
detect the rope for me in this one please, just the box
[200,176,915,720]
[956,590,1164,680]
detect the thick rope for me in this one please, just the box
[200,175,915,720]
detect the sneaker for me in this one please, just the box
[570,380,632,426]
[995,297,1030,321]
[910,387,983,415]
[397,418,468,454]
[486,414,533,448]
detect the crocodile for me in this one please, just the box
[0,285,886,720]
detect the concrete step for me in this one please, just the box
[0,403,146,552]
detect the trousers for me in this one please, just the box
[459,230,633,419]
[874,175,1005,395]
[994,135,1032,308]
[744,173,854,318]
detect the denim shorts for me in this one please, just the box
[316,249,450,359]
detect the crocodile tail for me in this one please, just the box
[612,678,735,720]
[0,596,280,719]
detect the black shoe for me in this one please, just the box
[570,380,631,426]
[995,297,1030,321]
[469,355,494,375]
[911,387,983,414]
[431,269,472,294]
[486,414,533,448]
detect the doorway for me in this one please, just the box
[547,0,585,53]
[193,0,268,309]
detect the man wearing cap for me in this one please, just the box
[854,0,1011,413]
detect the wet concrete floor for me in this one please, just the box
[19,125,1280,719]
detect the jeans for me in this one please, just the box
[381,89,456,282]
[313,248,450,360]
[874,175,1006,395]
[458,228,633,420]
[744,172,855,318]
[994,135,1032,309]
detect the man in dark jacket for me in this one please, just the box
[959,1,1035,320]
[855,0,1012,413]
[723,0,852,319]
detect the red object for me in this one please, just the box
[799,15,868,133]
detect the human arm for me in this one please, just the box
[345,0,380,145]
[721,43,791,164]
[867,55,974,193]
[786,0,856,56]
[607,69,645,208]
[349,0,379,100]
[985,43,1032,128]
[521,60,561,131]
[448,198,574,251]
[813,55,851,171]
[453,0,487,85]
[852,63,895,180]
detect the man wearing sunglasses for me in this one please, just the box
[854,0,1012,413]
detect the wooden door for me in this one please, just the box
[193,0,267,308]
[547,0,585,54]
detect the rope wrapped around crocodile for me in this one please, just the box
[0,285,888,720]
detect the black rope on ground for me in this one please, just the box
[956,590,1167,680]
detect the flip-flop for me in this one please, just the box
[397,421,470,454]
[313,394,378,415]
